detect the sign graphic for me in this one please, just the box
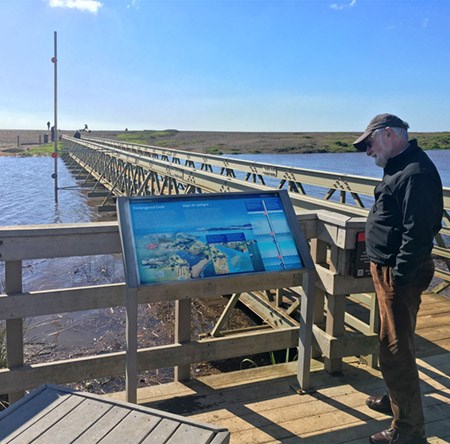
[118,191,305,286]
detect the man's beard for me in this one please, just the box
[373,142,390,168]
[374,153,389,168]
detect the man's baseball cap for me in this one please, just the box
[353,113,409,151]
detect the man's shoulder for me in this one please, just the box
[398,141,440,178]
[385,150,441,190]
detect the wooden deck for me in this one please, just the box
[107,293,450,443]
[0,385,230,443]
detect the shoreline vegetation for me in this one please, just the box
[0,129,449,157]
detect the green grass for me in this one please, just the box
[116,129,178,145]
[413,132,450,150]
[21,143,56,156]
[205,144,226,155]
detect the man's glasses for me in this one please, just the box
[365,128,383,150]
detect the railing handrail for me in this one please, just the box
[79,136,382,194]
[0,213,371,396]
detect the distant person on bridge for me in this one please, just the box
[47,121,51,131]
[353,114,443,444]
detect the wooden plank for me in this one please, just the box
[0,328,298,393]
[417,338,450,356]
[0,283,126,320]
[134,353,449,435]
[32,397,113,443]
[313,325,378,360]
[0,222,121,261]
[416,300,450,317]
[99,410,161,442]
[137,269,306,304]
[417,311,450,329]
[190,376,448,436]
[75,406,129,443]
[168,423,215,444]
[0,387,68,441]
[6,394,84,443]
[210,431,231,444]
[315,265,374,295]
[218,388,450,443]
[140,419,180,444]
[416,325,450,342]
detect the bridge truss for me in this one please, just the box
[61,136,450,293]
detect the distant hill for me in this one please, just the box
[1,129,449,156]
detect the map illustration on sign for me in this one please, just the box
[124,192,304,285]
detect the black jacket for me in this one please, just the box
[366,139,443,285]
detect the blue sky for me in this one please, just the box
[1,0,449,132]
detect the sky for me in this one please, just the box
[1,0,450,132]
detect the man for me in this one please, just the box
[353,114,443,444]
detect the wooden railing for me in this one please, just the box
[1,212,379,403]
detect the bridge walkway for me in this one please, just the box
[107,291,450,444]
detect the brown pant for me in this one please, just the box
[370,259,434,435]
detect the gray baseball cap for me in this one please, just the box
[353,113,409,151]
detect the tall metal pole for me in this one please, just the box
[53,31,58,204]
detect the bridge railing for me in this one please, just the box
[68,136,380,206]
[1,212,380,403]
[60,136,450,293]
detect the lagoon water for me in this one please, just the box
[0,150,448,227]
[0,156,97,226]
[1,150,448,227]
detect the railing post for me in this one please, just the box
[125,287,138,404]
[324,244,346,374]
[5,260,24,403]
[297,271,315,391]
[310,238,327,327]
[175,299,191,382]
[367,294,380,368]
[324,292,346,374]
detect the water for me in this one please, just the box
[1,151,449,227]
[226,150,450,187]
[0,157,98,226]
[0,158,123,353]
[0,151,448,355]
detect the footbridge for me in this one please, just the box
[61,136,380,216]
[61,136,450,293]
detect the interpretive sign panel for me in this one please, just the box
[117,190,307,288]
